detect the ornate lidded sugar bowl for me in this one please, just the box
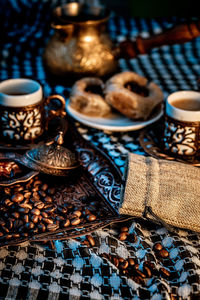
[43,2,118,78]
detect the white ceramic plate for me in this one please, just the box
[66,100,163,132]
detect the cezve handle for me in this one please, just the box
[118,20,200,59]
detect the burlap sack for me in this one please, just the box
[120,153,200,232]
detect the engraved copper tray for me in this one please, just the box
[0,119,128,248]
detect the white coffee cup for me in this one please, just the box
[0,78,43,107]
[0,78,66,142]
[166,91,200,122]
[164,90,200,159]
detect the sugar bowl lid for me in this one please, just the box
[21,132,79,176]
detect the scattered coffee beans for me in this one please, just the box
[0,176,105,244]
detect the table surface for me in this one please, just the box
[0,1,200,299]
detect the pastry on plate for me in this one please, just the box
[70,77,111,117]
[104,71,164,120]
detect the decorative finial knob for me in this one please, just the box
[55,131,64,146]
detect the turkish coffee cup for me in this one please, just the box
[163,90,200,162]
[0,78,66,143]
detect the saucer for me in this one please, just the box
[139,124,200,167]
[66,100,163,132]
[0,116,68,151]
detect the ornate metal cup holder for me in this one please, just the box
[0,116,68,151]
[139,122,200,166]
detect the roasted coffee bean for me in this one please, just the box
[5,234,12,240]
[7,219,13,230]
[34,201,44,210]
[41,183,48,191]
[14,186,24,193]
[120,226,129,232]
[38,223,46,232]
[44,196,53,203]
[158,249,169,258]
[128,258,135,266]
[136,269,146,278]
[143,261,155,270]
[32,192,40,199]
[38,215,42,221]
[18,208,30,214]
[12,212,20,219]
[23,215,29,223]
[47,223,59,231]
[71,217,81,226]
[113,257,119,267]
[143,266,152,278]
[134,276,144,285]
[43,218,54,224]
[73,210,82,218]
[119,232,128,241]
[41,211,48,218]
[39,190,46,197]
[1,226,9,233]
[86,214,96,222]
[4,199,13,207]
[119,260,129,270]
[86,235,95,247]
[0,207,7,212]
[45,205,55,213]
[23,191,32,198]
[0,232,4,237]
[62,219,70,228]
[118,258,125,263]
[160,267,170,278]
[21,232,29,237]
[11,193,24,203]
[13,233,20,238]
[82,240,90,246]
[56,216,65,221]
[57,206,67,214]
[154,243,163,251]
[31,208,40,216]
[4,188,11,195]
[19,203,33,209]
[25,222,34,230]
[33,180,42,187]
[31,215,39,223]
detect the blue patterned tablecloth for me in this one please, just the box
[0,1,200,299]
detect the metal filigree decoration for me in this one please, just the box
[0,106,43,142]
[75,147,122,210]
[163,116,199,158]
[139,123,200,166]
[21,132,79,176]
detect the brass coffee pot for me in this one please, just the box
[43,2,200,79]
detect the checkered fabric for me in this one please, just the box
[0,1,200,299]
